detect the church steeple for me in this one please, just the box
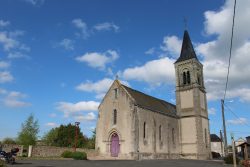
[175,30,198,63]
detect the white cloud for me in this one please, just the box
[56,101,99,118]
[76,50,119,70]
[76,78,129,99]
[0,61,10,69]
[0,71,13,83]
[22,0,45,6]
[122,57,175,86]
[3,91,31,108]
[56,101,99,112]
[0,20,10,27]
[49,113,57,118]
[208,108,216,115]
[8,52,28,59]
[74,112,96,122]
[72,18,89,39]
[59,38,74,50]
[0,32,19,51]
[45,122,57,127]
[227,117,248,125]
[195,0,250,102]
[94,22,119,32]
[0,88,7,94]
[161,36,182,58]
[145,47,155,55]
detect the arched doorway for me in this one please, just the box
[110,133,120,157]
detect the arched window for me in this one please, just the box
[183,72,186,85]
[143,122,146,139]
[113,109,117,125]
[159,125,162,141]
[172,128,175,145]
[187,71,190,84]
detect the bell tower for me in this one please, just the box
[175,30,211,159]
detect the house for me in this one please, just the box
[210,134,224,157]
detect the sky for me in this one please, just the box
[0,0,250,143]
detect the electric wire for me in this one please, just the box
[223,0,237,101]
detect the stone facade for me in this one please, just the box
[95,30,211,160]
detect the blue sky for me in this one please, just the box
[0,0,250,142]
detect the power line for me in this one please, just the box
[224,103,250,128]
[223,0,237,101]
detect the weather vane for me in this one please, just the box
[183,17,188,30]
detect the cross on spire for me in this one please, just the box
[183,17,188,30]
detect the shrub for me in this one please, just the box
[241,160,250,167]
[61,151,87,160]
[61,150,73,158]
[223,154,239,164]
[71,151,87,160]
[0,159,6,167]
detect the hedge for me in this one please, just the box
[61,151,87,160]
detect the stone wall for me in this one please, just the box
[2,144,98,158]
[31,146,97,157]
[2,144,24,157]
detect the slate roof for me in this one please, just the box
[175,30,198,63]
[122,85,177,118]
[210,134,222,142]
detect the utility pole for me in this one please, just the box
[221,99,228,156]
[74,122,80,152]
[231,133,237,167]
[220,130,224,156]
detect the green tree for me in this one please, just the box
[2,138,16,144]
[43,123,88,148]
[43,128,59,146]
[17,114,39,146]
[86,129,96,149]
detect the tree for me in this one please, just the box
[2,138,16,144]
[43,123,88,148]
[43,128,59,146]
[86,129,96,149]
[17,114,39,146]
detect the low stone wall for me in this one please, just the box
[2,144,23,157]
[2,144,98,158]
[31,146,98,158]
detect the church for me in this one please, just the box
[95,30,211,160]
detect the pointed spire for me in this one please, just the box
[175,30,198,63]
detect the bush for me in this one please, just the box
[61,151,87,160]
[61,150,73,158]
[224,154,240,164]
[241,160,250,167]
[71,151,87,160]
[0,159,6,167]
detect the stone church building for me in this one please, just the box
[95,30,211,160]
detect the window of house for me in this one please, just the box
[159,125,162,141]
[113,109,117,125]
[143,122,146,139]
[172,128,175,145]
